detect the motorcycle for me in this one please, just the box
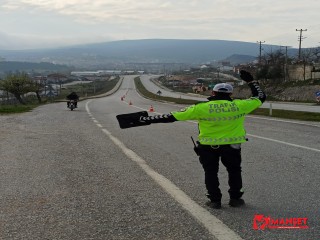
[67,100,77,111]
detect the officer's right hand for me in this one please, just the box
[240,70,254,83]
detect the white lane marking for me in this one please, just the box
[247,134,320,152]
[247,116,320,128]
[126,104,320,153]
[189,120,320,152]
[85,100,243,240]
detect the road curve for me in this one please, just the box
[0,75,319,240]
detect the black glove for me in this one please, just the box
[240,70,254,83]
[116,111,151,129]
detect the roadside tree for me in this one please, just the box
[0,73,40,104]
[256,50,284,82]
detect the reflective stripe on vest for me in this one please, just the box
[199,136,246,144]
[198,113,246,122]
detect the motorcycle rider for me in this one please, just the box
[66,92,79,108]
[116,70,266,209]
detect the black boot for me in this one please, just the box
[205,194,221,209]
[206,201,221,209]
[229,199,245,207]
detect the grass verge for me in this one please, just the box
[0,104,39,114]
[135,77,320,122]
[251,108,320,121]
[0,77,120,114]
[134,77,200,105]
[58,77,120,99]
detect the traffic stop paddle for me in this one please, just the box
[116,111,151,129]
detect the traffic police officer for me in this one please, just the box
[117,70,266,209]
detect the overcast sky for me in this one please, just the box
[0,0,319,50]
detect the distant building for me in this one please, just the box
[32,75,47,84]
[218,61,231,66]
[200,65,209,69]
[47,73,68,83]
[98,70,122,75]
[71,71,101,76]
[71,70,144,76]
[220,66,233,71]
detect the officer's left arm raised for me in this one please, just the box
[248,81,266,103]
[240,70,266,103]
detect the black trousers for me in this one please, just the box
[198,144,243,202]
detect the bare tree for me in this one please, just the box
[299,48,314,81]
[310,47,320,63]
[256,49,287,83]
[31,79,45,103]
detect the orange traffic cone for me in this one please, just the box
[149,105,154,112]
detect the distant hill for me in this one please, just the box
[0,61,73,74]
[222,54,257,65]
[0,39,298,69]
[72,39,262,62]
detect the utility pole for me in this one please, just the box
[257,41,265,64]
[296,29,307,60]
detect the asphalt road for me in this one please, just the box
[0,75,319,240]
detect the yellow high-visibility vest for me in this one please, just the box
[172,98,262,145]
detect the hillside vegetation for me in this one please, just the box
[233,79,320,103]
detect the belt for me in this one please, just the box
[199,143,242,150]
[198,144,221,149]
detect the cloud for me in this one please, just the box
[0,0,319,49]
[3,0,318,26]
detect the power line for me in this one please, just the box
[296,29,307,60]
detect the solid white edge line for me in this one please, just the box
[102,129,243,240]
[86,100,243,240]
[247,134,320,152]
[247,115,320,128]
